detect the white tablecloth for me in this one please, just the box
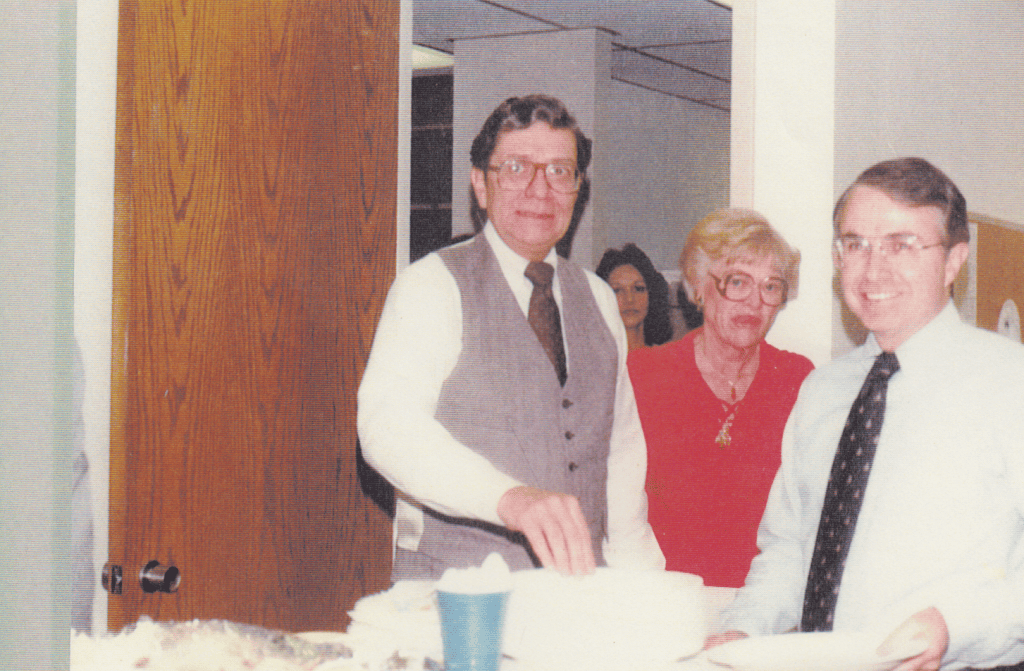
[341,577,737,671]
[70,579,737,671]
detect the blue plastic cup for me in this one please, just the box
[436,590,510,671]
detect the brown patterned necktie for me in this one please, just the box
[800,350,900,632]
[524,261,567,386]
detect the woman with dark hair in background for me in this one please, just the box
[596,243,673,351]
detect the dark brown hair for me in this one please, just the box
[596,244,674,346]
[833,157,969,247]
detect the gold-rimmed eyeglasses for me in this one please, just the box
[487,158,581,194]
[708,272,789,307]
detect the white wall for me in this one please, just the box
[832,0,1024,354]
[598,81,730,274]
[731,0,837,367]
[0,1,74,666]
[74,0,119,633]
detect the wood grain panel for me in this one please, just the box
[110,0,396,632]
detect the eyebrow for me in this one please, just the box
[497,155,575,164]
[839,231,917,238]
[724,268,786,280]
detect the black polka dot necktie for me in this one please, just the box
[800,350,900,632]
[525,261,567,386]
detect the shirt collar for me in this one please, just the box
[863,300,962,372]
[483,221,559,271]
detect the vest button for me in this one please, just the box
[562,398,573,409]
[568,462,578,472]
[564,430,574,440]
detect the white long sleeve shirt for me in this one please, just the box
[357,223,664,570]
[722,302,1024,669]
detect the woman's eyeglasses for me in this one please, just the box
[708,272,788,306]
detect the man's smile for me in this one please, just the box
[515,209,555,219]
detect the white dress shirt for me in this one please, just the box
[722,302,1024,669]
[357,223,664,570]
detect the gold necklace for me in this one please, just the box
[714,403,737,448]
[698,335,758,448]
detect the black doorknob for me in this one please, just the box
[139,560,181,593]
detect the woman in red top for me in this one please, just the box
[628,208,814,587]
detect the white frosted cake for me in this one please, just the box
[502,568,707,671]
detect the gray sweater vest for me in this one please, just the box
[399,235,618,578]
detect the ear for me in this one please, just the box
[470,167,488,209]
[943,241,970,287]
[682,278,701,309]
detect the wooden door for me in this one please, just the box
[109,0,396,632]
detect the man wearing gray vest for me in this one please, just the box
[358,94,664,580]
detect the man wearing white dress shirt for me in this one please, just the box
[709,158,1024,671]
[358,95,663,580]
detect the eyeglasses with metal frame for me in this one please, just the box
[708,272,789,307]
[487,158,582,194]
[834,233,946,263]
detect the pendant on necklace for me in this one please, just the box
[715,410,736,448]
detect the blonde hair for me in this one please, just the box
[680,208,801,307]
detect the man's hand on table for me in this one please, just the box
[705,631,748,649]
[879,607,948,671]
[497,485,596,576]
